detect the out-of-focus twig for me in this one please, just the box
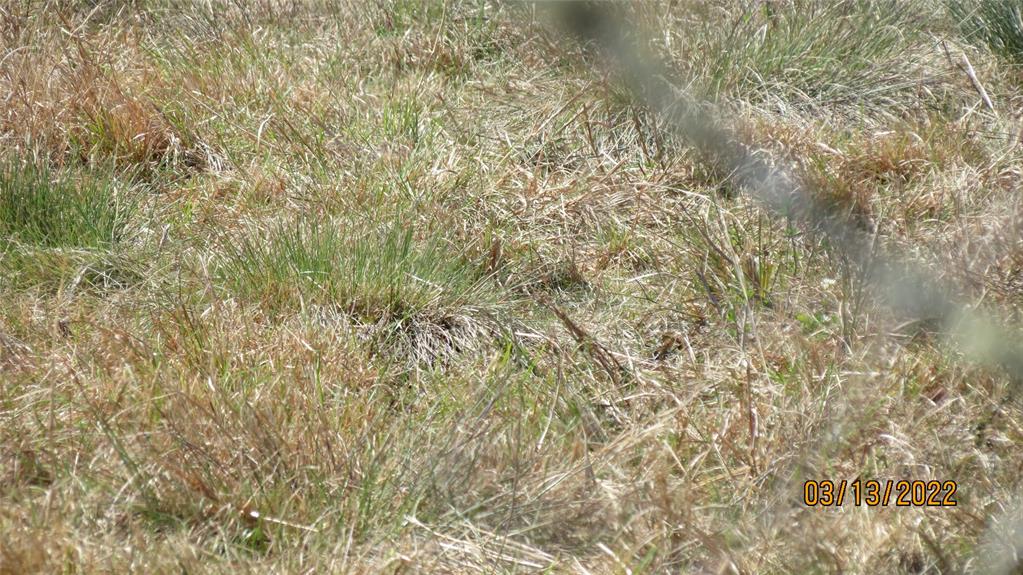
[959,53,995,112]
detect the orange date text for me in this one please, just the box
[802,479,957,507]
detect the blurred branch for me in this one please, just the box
[542,0,1023,383]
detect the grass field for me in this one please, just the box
[3,1,1023,572]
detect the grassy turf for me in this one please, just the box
[2,1,1023,573]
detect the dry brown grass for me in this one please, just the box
[3,1,1023,573]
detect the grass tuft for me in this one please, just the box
[0,160,132,249]
[674,0,933,112]
[218,215,493,324]
[948,0,1023,63]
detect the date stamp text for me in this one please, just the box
[802,480,958,507]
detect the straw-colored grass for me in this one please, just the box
[3,1,1023,573]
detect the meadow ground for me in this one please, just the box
[3,1,1023,572]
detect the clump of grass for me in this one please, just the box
[0,160,132,249]
[381,98,425,143]
[218,216,503,364]
[948,0,1023,63]
[0,160,142,291]
[219,216,492,322]
[0,8,200,170]
[675,0,929,111]
[375,0,446,37]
